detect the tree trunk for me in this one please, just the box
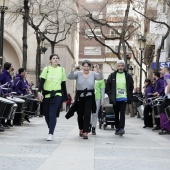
[51,43,55,54]
[22,0,29,69]
[35,34,41,86]
[155,47,161,71]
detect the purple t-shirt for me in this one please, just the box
[163,74,170,87]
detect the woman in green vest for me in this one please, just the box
[37,54,68,141]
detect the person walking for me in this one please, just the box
[106,60,134,136]
[91,64,105,135]
[68,60,103,139]
[37,54,68,141]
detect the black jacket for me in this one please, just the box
[105,70,134,105]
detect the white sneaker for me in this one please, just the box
[47,134,53,141]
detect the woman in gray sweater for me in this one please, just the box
[68,60,103,139]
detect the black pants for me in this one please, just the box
[144,105,153,127]
[113,101,127,129]
[160,99,170,113]
[77,96,93,133]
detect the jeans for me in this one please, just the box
[43,95,62,135]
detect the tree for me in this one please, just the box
[22,0,29,69]
[8,0,77,85]
[78,0,142,70]
[133,0,170,71]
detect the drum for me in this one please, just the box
[6,97,25,113]
[32,88,38,96]
[137,105,144,119]
[25,98,40,115]
[152,98,163,117]
[164,106,170,120]
[0,97,15,119]
[16,95,29,109]
[9,103,18,120]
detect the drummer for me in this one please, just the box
[152,71,164,130]
[0,65,4,132]
[13,68,31,123]
[0,62,13,129]
[13,68,27,95]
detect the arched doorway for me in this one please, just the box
[3,39,20,73]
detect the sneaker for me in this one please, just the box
[119,129,125,136]
[79,130,83,137]
[1,124,10,129]
[82,132,88,139]
[92,127,96,135]
[115,129,119,135]
[47,134,53,141]
[152,126,160,131]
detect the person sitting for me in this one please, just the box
[143,79,154,128]
[13,68,30,123]
[0,62,13,129]
[13,68,27,96]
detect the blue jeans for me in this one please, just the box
[43,95,62,135]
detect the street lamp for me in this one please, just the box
[0,0,9,65]
[138,36,146,92]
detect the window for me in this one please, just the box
[86,0,103,3]
[106,5,134,17]
[105,46,114,53]
[115,45,129,52]
[85,29,102,37]
[92,11,103,19]
[85,11,103,19]
[84,46,101,55]
[110,29,121,38]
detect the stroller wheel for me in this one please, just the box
[99,118,102,129]
[99,123,102,129]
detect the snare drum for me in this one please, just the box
[16,95,29,109]
[32,88,38,96]
[0,97,15,119]
[6,97,25,113]
[152,98,163,117]
[9,103,18,120]
[25,98,40,115]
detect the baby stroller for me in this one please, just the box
[98,95,115,130]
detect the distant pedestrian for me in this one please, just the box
[106,60,134,136]
[66,93,72,112]
[68,60,103,139]
[91,64,105,135]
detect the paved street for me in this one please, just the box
[0,112,170,170]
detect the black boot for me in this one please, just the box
[92,127,96,135]
[24,115,30,123]
[6,120,13,127]
[88,124,92,133]
[13,114,22,126]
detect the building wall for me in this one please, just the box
[2,1,78,96]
